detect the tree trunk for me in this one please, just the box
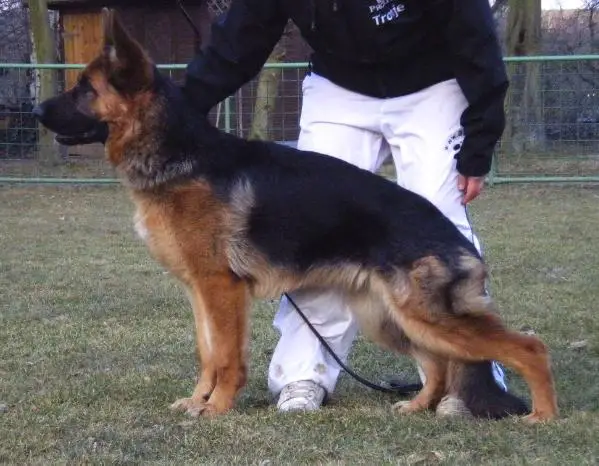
[248,34,287,141]
[504,0,545,153]
[29,0,60,163]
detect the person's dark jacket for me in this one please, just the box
[184,0,508,177]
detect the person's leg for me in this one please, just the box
[268,73,389,410]
[380,79,507,393]
[382,80,477,243]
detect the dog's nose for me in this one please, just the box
[32,104,45,121]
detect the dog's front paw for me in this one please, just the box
[170,397,218,418]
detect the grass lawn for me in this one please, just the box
[1,184,598,465]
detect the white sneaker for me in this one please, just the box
[276,380,326,412]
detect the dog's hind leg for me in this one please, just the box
[171,270,250,417]
[391,305,558,423]
[392,348,447,415]
[348,292,447,416]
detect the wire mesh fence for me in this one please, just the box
[494,55,599,182]
[1,57,599,184]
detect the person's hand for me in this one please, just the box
[457,175,485,205]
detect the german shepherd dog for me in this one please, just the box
[34,9,558,423]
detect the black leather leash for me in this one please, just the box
[283,293,423,396]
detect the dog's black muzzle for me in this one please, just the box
[32,101,109,146]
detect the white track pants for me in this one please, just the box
[267,74,505,395]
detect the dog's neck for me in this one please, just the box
[106,72,214,191]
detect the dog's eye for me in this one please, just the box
[72,77,97,99]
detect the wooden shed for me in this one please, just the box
[43,0,212,89]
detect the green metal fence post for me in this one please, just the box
[488,152,498,187]
[224,96,232,134]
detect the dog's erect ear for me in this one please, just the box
[101,8,153,93]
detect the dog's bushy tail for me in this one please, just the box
[448,361,530,419]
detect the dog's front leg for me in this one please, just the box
[171,270,250,417]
